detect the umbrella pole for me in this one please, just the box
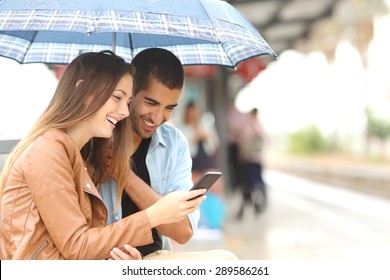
[112,33,116,53]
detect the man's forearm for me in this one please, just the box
[156,217,193,244]
[124,171,193,243]
[124,170,161,209]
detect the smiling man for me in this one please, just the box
[100,48,199,258]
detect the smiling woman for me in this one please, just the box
[0,51,136,259]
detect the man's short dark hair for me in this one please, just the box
[132,48,184,95]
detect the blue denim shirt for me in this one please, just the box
[100,123,199,249]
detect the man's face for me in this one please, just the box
[130,78,182,140]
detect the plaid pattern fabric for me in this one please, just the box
[0,4,275,67]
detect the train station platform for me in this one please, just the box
[173,167,390,260]
[266,155,390,199]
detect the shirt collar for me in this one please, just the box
[149,124,168,149]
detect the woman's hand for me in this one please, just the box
[109,244,142,260]
[145,189,206,228]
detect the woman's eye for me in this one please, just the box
[113,95,121,101]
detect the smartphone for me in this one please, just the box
[188,171,222,200]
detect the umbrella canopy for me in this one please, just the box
[0,0,276,67]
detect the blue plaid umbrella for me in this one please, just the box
[0,0,276,67]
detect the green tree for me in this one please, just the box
[287,125,327,155]
[366,109,390,141]
[365,108,390,159]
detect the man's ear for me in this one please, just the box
[76,79,84,88]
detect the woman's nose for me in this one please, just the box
[120,102,130,118]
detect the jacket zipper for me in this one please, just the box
[29,241,48,260]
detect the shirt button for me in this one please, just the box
[85,183,91,189]
[114,215,119,221]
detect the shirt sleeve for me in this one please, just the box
[147,126,201,235]
[160,129,200,234]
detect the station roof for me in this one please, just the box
[228,0,338,56]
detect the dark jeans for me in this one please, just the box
[227,143,244,190]
[245,162,264,188]
[237,161,267,218]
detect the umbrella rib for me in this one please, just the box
[22,31,39,63]
[197,0,235,67]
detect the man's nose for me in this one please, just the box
[150,107,166,124]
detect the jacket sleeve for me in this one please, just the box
[24,135,153,259]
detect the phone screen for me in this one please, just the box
[189,171,222,200]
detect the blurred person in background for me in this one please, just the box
[226,99,246,192]
[178,101,226,234]
[236,108,267,219]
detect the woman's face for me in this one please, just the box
[88,73,133,138]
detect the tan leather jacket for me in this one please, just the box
[0,130,153,259]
